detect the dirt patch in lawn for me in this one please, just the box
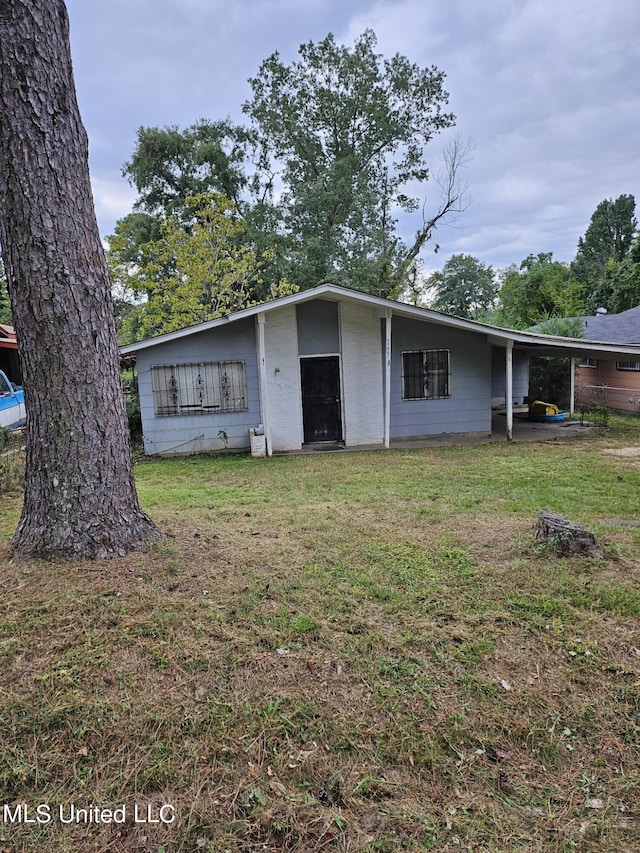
[602,446,640,459]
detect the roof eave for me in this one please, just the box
[118,282,640,360]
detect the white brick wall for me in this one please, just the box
[264,306,304,451]
[340,301,385,446]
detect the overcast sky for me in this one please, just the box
[65,0,639,278]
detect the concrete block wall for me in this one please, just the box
[263,306,304,451]
[340,301,385,446]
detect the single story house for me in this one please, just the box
[574,305,640,413]
[120,283,640,456]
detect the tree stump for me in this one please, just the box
[535,510,604,558]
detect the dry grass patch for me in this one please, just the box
[1,420,640,851]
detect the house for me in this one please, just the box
[120,283,640,456]
[0,323,21,385]
[574,305,640,413]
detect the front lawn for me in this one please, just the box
[1,418,639,851]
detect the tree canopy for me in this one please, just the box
[426,253,497,319]
[495,253,585,330]
[106,31,640,338]
[123,119,252,217]
[243,29,464,296]
[110,29,466,334]
[572,194,637,312]
[604,233,640,313]
[110,193,297,341]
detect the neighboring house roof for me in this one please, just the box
[0,324,18,350]
[578,305,640,345]
[120,282,640,362]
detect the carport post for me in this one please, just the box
[569,357,575,417]
[506,340,513,441]
[384,309,392,449]
[256,313,273,457]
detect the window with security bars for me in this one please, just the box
[151,361,247,416]
[616,361,640,371]
[402,349,450,400]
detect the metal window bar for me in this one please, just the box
[402,351,425,399]
[425,349,450,398]
[152,362,247,416]
[402,350,450,400]
[220,361,247,411]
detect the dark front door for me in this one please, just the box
[301,356,342,443]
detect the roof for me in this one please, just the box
[120,282,640,361]
[0,324,18,350]
[578,305,640,344]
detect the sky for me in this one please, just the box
[65,0,639,278]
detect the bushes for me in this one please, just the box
[528,355,572,409]
[0,429,24,494]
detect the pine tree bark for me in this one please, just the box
[0,1,160,559]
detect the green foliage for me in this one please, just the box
[243,29,459,296]
[122,367,142,440]
[0,258,12,324]
[113,31,467,312]
[602,234,640,313]
[426,253,497,319]
[572,194,637,312]
[123,119,251,216]
[528,356,572,408]
[579,403,610,426]
[532,315,584,337]
[108,193,297,341]
[495,252,585,329]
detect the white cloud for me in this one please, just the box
[66,0,640,274]
[89,177,137,235]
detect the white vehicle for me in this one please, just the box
[0,368,26,431]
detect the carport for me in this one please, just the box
[488,330,640,440]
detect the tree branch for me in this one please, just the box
[392,135,472,291]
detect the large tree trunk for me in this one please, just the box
[0,1,160,559]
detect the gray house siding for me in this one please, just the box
[136,317,260,455]
[123,284,640,456]
[297,300,340,354]
[389,317,492,439]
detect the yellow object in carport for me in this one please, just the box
[529,400,561,416]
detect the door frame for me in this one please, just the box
[299,353,344,444]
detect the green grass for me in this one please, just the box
[1,416,640,851]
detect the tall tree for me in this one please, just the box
[112,120,287,304]
[605,234,640,313]
[111,193,297,341]
[0,0,159,559]
[243,30,465,297]
[427,254,497,319]
[495,253,585,329]
[123,120,252,218]
[572,194,637,311]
